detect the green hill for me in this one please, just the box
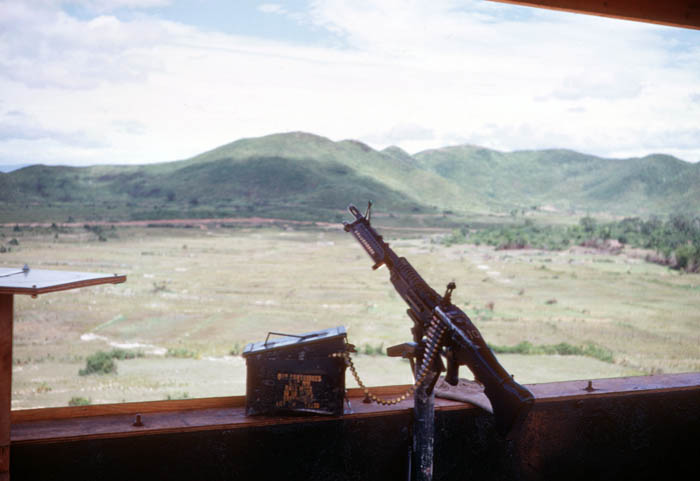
[180,132,471,212]
[1,131,698,223]
[414,147,700,216]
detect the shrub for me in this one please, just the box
[489,341,613,363]
[361,342,385,356]
[36,382,52,393]
[229,343,244,356]
[165,392,190,400]
[77,349,143,376]
[581,342,614,363]
[548,343,583,356]
[673,244,700,272]
[166,347,197,358]
[489,341,536,355]
[79,351,117,376]
[580,216,597,233]
[68,396,92,406]
[108,348,143,360]
[152,281,170,293]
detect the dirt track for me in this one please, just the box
[3,217,452,232]
[3,217,340,229]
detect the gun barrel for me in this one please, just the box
[344,206,387,269]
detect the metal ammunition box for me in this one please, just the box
[242,326,349,416]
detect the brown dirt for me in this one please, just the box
[3,217,342,229]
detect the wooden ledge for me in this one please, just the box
[11,385,420,445]
[11,373,700,445]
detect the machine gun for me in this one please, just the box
[344,203,534,436]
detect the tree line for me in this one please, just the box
[442,215,700,272]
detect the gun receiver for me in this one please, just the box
[344,203,534,436]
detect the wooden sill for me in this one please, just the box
[11,373,700,445]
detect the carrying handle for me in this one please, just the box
[264,331,320,347]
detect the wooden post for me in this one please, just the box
[0,294,13,481]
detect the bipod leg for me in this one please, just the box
[412,369,439,481]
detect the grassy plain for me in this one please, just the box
[3,222,699,409]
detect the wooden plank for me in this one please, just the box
[9,385,441,444]
[9,396,446,445]
[12,396,246,423]
[527,372,700,401]
[10,384,413,423]
[0,294,13,477]
[488,0,700,30]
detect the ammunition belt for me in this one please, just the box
[331,317,446,406]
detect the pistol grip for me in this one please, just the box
[445,355,460,386]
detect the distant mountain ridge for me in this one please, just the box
[0,164,29,173]
[1,131,698,223]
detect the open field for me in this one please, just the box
[3,223,699,409]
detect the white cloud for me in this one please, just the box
[549,74,644,100]
[0,110,105,147]
[303,1,700,160]
[258,4,287,15]
[65,0,172,12]
[0,2,177,90]
[0,0,698,166]
[369,123,436,143]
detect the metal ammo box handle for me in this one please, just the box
[264,331,321,347]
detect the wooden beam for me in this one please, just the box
[0,294,13,481]
[488,1,700,30]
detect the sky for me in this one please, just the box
[0,0,699,168]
